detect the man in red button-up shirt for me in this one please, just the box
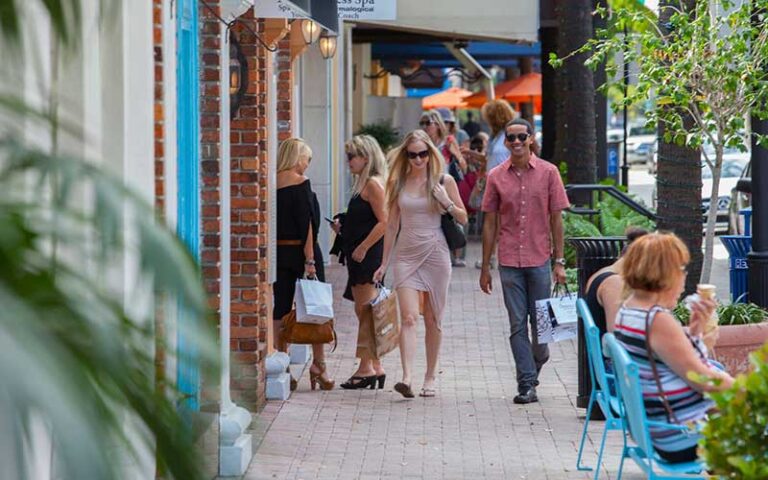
[479,118,570,404]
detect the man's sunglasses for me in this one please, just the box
[505,133,530,143]
[406,150,430,160]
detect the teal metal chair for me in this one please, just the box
[603,333,705,479]
[575,299,625,478]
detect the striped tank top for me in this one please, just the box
[614,305,716,454]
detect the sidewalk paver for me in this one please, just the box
[245,242,647,479]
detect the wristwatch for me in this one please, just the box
[554,257,566,266]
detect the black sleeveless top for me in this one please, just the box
[585,271,617,337]
[340,193,383,289]
[275,179,324,279]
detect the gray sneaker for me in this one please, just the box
[474,259,496,269]
[513,388,538,404]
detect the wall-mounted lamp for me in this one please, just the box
[301,19,321,45]
[318,31,338,60]
[229,33,248,119]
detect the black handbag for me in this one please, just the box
[439,175,467,250]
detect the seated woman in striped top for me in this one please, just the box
[614,232,734,463]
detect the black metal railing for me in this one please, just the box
[565,184,658,228]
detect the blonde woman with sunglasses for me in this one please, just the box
[373,130,468,398]
[332,135,389,390]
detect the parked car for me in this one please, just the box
[651,157,748,231]
[626,125,655,164]
[728,160,751,235]
[649,142,749,176]
[702,158,749,230]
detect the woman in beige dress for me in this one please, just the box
[373,130,468,398]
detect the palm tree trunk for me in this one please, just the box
[555,0,597,185]
[657,0,702,294]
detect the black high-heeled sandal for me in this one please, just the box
[340,375,377,390]
[376,374,386,389]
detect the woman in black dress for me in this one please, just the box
[275,138,334,391]
[332,135,389,389]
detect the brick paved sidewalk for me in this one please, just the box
[245,242,645,479]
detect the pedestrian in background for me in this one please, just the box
[462,111,482,138]
[332,135,389,390]
[437,107,470,148]
[374,130,468,399]
[462,99,517,269]
[418,109,468,267]
[479,118,569,404]
[274,138,335,391]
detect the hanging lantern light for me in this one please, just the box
[301,19,321,45]
[318,31,337,60]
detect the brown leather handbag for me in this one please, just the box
[281,309,337,351]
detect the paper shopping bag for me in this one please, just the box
[370,285,400,358]
[535,284,578,344]
[295,278,334,324]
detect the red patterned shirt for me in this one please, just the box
[481,154,570,268]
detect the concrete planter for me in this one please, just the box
[714,322,768,375]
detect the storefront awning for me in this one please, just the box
[252,0,338,34]
[353,0,538,43]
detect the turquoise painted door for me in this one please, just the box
[176,0,201,413]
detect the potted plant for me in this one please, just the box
[699,344,768,478]
[675,302,768,375]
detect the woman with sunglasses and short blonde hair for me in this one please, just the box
[373,130,467,399]
[275,138,334,391]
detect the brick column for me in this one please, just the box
[276,38,293,141]
[229,13,270,411]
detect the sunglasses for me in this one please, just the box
[406,150,430,160]
[346,152,357,162]
[419,120,435,127]
[505,133,530,143]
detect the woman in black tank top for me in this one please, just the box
[333,135,389,390]
[583,228,650,336]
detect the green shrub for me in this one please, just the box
[674,302,767,327]
[563,193,655,268]
[700,344,768,479]
[355,121,400,153]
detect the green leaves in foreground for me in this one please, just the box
[700,344,768,479]
[0,138,217,480]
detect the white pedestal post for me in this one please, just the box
[217,1,255,476]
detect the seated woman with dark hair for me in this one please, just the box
[584,227,648,337]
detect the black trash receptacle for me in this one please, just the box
[569,237,628,412]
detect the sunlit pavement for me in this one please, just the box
[244,243,653,479]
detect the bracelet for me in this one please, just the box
[445,202,455,213]
[305,259,316,266]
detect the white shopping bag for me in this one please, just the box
[295,278,334,324]
[535,285,578,344]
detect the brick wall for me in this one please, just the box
[152,0,167,402]
[153,1,165,212]
[228,13,270,411]
[200,0,222,316]
[276,38,293,141]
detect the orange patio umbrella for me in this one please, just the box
[463,73,542,113]
[502,72,542,113]
[421,86,472,109]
